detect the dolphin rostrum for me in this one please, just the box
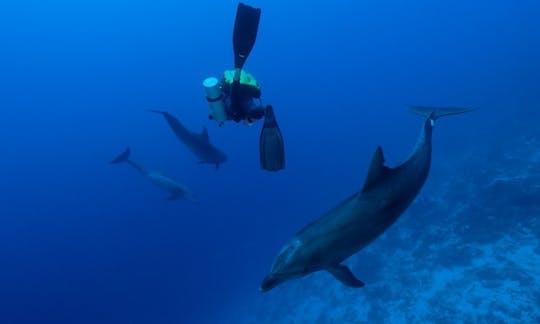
[148,110,228,169]
[260,106,475,292]
[110,147,198,202]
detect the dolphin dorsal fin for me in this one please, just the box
[201,127,209,142]
[361,146,391,192]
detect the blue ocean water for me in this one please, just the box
[0,0,539,323]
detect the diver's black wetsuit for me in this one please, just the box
[221,80,266,123]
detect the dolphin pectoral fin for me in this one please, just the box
[327,264,365,288]
[201,127,210,142]
[167,193,182,201]
[110,147,131,164]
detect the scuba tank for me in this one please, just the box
[203,77,227,124]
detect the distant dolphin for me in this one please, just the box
[148,110,227,169]
[110,147,198,202]
[260,106,475,292]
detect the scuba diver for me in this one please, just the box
[202,3,285,172]
[204,69,264,125]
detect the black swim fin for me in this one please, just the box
[230,3,261,110]
[233,3,261,70]
[259,105,285,171]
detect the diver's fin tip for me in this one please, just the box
[259,107,285,172]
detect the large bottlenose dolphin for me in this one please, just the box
[149,110,228,169]
[260,106,475,292]
[110,147,198,202]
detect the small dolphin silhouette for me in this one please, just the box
[148,110,227,169]
[110,147,198,202]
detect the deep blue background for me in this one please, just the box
[0,0,538,323]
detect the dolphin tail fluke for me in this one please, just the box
[408,105,476,120]
[110,147,131,164]
[327,264,365,288]
[146,109,166,115]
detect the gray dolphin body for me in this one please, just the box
[149,110,228,169]
[260,106,475,292]
[110,147,198,202]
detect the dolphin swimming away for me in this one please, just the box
[148,110,227,169]
[110,147,198,202]
[260,106,475,292]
